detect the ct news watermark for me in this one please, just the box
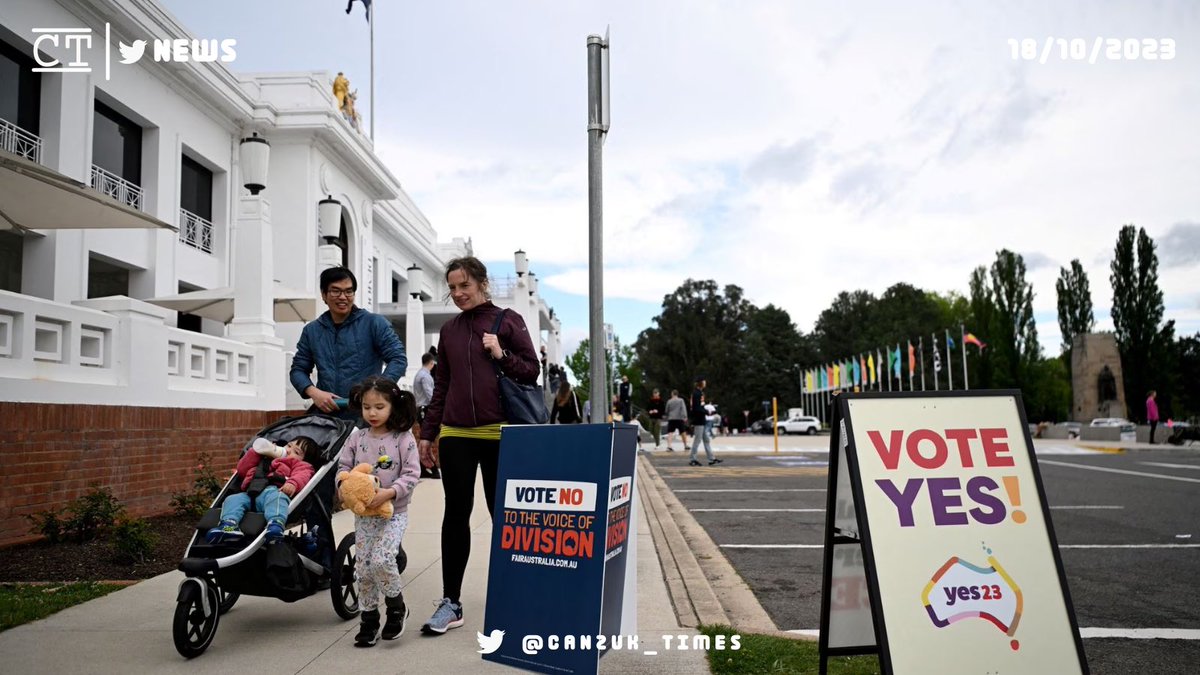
[478,631,743,656]
[31,24,236,80]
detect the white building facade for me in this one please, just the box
[0,0,560,411]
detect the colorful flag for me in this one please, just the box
[933,339,942,372]
[907,341,916,376]
[868,353,876,383]
[833,363,840,387]
[965,333,987,350]
[886,347,894,374]
[947,333,956,350]
[852,358,860,385]
[893,345,902,379]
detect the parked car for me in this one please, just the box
[1055,422,1081,439]
[776,415,821,435]
[750,417,776,434]
[1089,418,1132,427]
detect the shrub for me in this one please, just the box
[111,516,159,563]
[27,485,126,543]
[65,486,126,542]
[27,511,65,544]
[170,451,225,519]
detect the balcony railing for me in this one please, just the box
[90,164,143,210]
[179,208,213,253]
[0,117,42,163]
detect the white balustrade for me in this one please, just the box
[90,164,143,210]
[0,118,42,164]
[0,291,285,409]
[179,208,214,253]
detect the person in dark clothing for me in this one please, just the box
[618,375,633,422]
[417,256,540,635]
[645,388,665,448]
[550,380,582,424]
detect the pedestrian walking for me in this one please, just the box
[645,389,665,449]
[664,389,689,451]
[689,377,720,466]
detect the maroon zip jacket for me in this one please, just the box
[421,301,541,441]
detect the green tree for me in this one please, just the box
[1109,224,1165,422]
[565,337,640,409]
[811,290,876,359]
[1055,259,1095,353]
[740,305,817,414]
[967,265,996,389]
[1173,333,1200,422]
[989,249,1040,389]
[634,279,754,415]
[1023,356,1072,422]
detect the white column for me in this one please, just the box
[318,244,342,271]
[405,295,425,382]
[227,196,282,348]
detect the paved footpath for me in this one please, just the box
[0,470,714,674]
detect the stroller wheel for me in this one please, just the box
[217,587,239,615]
[172,580,220,658]
[331,532,360,620]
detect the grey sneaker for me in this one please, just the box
[420,598,463,635]
[206,519,243,544]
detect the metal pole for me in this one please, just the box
[961,323,969,391]
[587,35,607,417]
[369,4,375,139]
[946,330,954,390]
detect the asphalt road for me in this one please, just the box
[647,433,1200,675]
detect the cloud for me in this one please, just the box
[743,138,820,185]
[1021,251,1057,271]
[939,77,1055,163]
[829,161,906,211]
[1157,222,1200,268]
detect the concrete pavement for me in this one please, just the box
[0,459,720,674]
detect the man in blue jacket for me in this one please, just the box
[290,267,407,420]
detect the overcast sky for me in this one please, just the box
[162,0,1200,360]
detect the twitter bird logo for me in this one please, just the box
[476,628,505,654]
[118,40,146,64]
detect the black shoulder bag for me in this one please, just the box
[489,309,549,425]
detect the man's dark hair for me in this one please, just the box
[421,353,436,366]
[320,266,357,293]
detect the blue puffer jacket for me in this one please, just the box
[289,306,407,398]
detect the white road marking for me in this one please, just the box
[1038,460,1200,484]
[721,543,1200,550]
[673,489,826,493]
[1059,544,1200,549]
[691,508,824,513]
[1177,534,1193,539]
[786,628,1200,640]
[1141,462,1200,471]
[720,544,824,549]
[1034,445,1110,455]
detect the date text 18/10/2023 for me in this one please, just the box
[1008,37,1175,64]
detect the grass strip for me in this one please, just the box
[702,624,881,674]
[0,582,125,633]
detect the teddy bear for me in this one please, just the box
[336,463,393,518]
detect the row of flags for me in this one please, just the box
[801,326,988,393]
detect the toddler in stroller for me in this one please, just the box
[206,435,320,544]
[173,413,361,658]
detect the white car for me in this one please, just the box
[1089,418,1132,427]
[776,415,821,435]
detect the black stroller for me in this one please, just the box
[172,413,397,657]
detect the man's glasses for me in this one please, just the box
[325,288,356,298]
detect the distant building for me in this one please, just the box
[0,0,561,411]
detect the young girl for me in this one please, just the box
[336,375,421,647]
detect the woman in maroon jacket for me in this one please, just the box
[417,256,540,635]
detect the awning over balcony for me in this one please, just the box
[0,152,175,232]
[145,283,319,323]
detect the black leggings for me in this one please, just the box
[437,436,500,603]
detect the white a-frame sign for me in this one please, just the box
[818,391,1088,674]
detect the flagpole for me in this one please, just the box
[919,335,926,391]
[932,333,939,391]
[961,323,969,391]
[369,1,375,140]
[946,329,954,390]
[908,340,914,391]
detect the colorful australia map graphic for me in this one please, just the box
[922,555,1023,646]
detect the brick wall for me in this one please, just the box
[0,402,297,548]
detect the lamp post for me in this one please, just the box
[239,132,270,194]
[318,196,341,244]
[406,264,423,299]
[514,249,528,277]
